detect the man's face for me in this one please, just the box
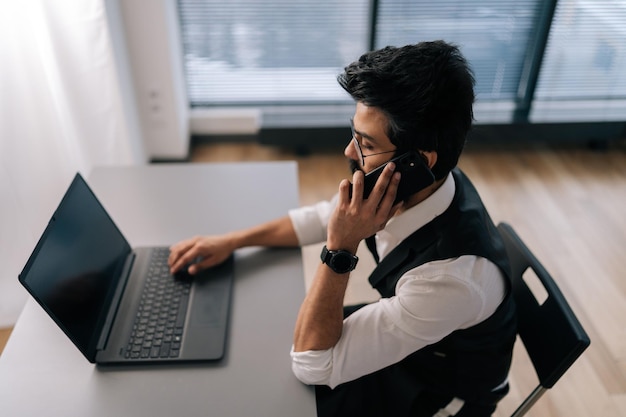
[345,103,397,175]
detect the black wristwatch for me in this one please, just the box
[320,245,359,274]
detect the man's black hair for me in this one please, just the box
[337,40,475,180]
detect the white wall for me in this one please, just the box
[0,0,146,327]
[116,0,190,159]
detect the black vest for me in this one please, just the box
[367,168,517,402]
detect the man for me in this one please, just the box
[169,40,516,417]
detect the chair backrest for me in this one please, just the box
[497,223,590,416]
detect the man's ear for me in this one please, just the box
[421,151,438,169]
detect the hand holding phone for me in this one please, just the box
[350,151,435,204]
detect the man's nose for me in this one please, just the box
[344,139,356,160]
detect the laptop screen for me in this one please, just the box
[19,174,131,360]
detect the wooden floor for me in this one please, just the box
[0,328,11,357]
[2,138,624,416]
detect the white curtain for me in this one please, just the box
[0,0,146,327]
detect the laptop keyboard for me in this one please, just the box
[125,248,191,360]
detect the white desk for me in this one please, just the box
[0,163,316,417]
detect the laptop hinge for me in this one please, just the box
[96,252,136,351]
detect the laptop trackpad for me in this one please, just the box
[182,258,233,360]
[188,258,232,328]
[189,289,226,326]
[183,276,232,359]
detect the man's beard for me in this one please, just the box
[349,158,362,175]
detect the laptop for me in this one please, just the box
[18,173,233,365]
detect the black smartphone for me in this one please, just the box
[351,151,435,203]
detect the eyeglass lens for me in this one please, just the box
[350,119,365,165]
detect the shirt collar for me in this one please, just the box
[376,172,456,259]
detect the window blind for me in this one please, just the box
[531,0,626,122]
[177,0,369,106]
[375,1,543,103]
[177,0,552,125]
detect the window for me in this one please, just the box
[178,0,369,106]
[177,1,558,125]
[530,0,626,122]
[375,1,543,102]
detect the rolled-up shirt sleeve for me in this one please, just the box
[288,194,338,246]
[290,346,333,385]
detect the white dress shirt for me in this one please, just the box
[288,173,506,389]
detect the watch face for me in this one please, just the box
[330,252,355,273]
[321,246,358,274]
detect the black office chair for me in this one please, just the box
[497,223,590,417]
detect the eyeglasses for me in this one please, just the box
[350,118,396,166]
